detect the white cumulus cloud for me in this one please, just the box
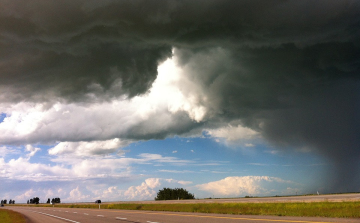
[0,53,209,146]
[48,138,129,156]
[196,176,296,197]
[123,178,194,201]
[25,145,41,158]
[208,125,260,142]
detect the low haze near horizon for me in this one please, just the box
[0,0,359,203]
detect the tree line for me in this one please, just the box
[48,198,61,204]
[27,197,61,204]
[1,199,15,204]
[155,188,195,200]
[27,197,40,204]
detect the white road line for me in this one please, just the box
[146,221,159,223]
[97,215,104,217]
[116,217,127,220]
[84,213,89,215]
[33,211,80,223]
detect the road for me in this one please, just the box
[5,206,360,223]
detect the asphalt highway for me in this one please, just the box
[6,206,360,223]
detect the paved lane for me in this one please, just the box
[6,207,360,223]
[5,207,72,223]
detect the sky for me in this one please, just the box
[0,0,359,203]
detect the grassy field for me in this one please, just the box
[0,209,26,223]
[19,201,360,218]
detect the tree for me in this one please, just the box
[51,197,61,204]
[3,199,7,204]
[47,198,50,204]
[29,197,40,204]
[155,188,195,200]
[33,197,40,204]
[27,200,29,204]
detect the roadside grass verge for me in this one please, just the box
[0,209,26,223]
[16,202,360,218]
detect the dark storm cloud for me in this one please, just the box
[0,0,175,102]
[173,41,360,191]
[256,81,360,192]
[173,43,360,191]
[1,0,360,191]
[1,0,359,102]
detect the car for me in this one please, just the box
[95,200,101,204]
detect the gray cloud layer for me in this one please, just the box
[1,0,359,191]
[1,0,359,101]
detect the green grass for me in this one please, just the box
[19,201,360,218]
[0,209,26,223]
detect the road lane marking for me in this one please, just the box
[95,210,335,223]
[97,215,104,217]
[84,213,89,215]
[32,211,80,223]
[144,212,331,223]
[116,217,127,220]
[23,207,335,223]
